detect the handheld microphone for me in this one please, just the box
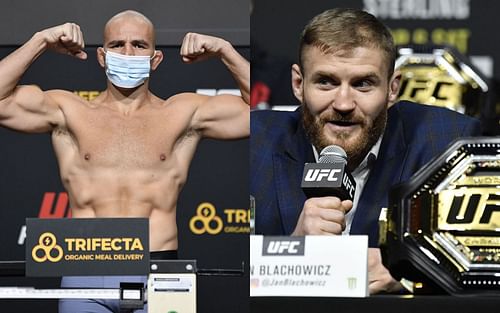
[301,145,356,201]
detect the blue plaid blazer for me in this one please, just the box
[250,101,482,246]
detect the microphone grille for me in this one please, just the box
[318,145,347,164]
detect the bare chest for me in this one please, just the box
[67,110,182,168]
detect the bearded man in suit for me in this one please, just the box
[250,8,480,294]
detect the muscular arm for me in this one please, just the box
[180,33,249,139]
[217,39,249,104]
[0,23,85,132]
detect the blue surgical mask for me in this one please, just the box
[104,50,154,89]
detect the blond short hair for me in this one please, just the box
[299,8,396,78]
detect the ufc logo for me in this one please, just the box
[304,169,341,182]
[38,192,71,218]
[262,237,305,256]
[439,190,500,230]
[399,77,455,103]
[18,192,71,245]
[343,173,355,198]
[267,241,300,253]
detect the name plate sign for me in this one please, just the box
[250,235,368,297]
[26,218,149,276]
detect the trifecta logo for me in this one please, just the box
[189,202,249,235]
[26,218,149,276]
[30,232,145,263]
[32,232,63,263]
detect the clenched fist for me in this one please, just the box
[292,197,353,235]
[180,32,229,63]
[39,23,86,60]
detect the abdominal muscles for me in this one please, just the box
[61,166,184,251]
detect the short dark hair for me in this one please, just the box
[299,8,396,77]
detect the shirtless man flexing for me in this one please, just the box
[0,10,248,312]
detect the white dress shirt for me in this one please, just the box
[312,136,383,235]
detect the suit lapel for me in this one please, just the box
[270,106,409,238]
[350,108,408,241]
[273,118,315,234]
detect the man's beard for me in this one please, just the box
[302,104,387,171]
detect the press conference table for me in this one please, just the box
[251,295,500,313]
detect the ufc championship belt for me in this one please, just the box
[395,45,488,118]
[380,137,500,295]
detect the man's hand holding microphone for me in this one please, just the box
[293,145,354,236]
[291,145,402,294]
